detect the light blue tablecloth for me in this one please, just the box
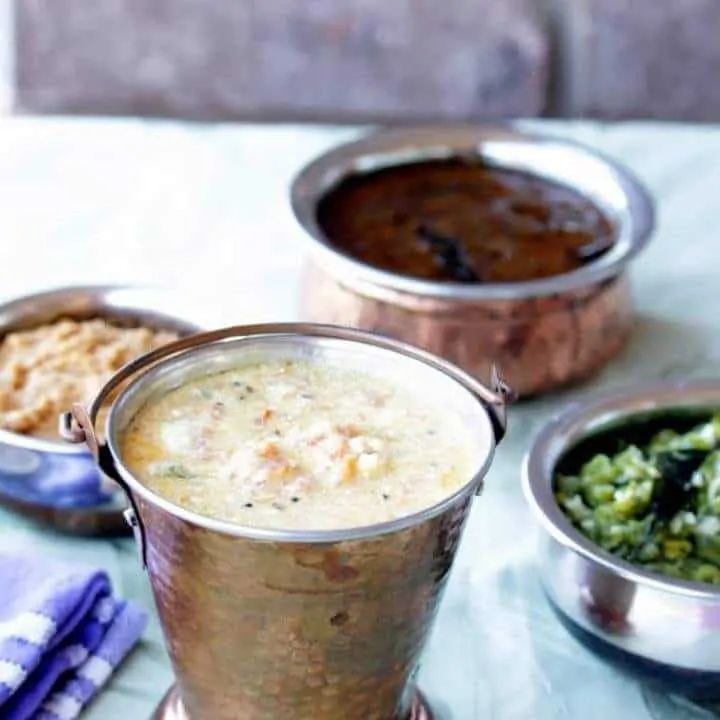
[0,117,718,719]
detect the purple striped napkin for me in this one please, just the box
[0,551,147,720]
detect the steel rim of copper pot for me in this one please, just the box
[522,377,720,601]
[63,322,510,545]
[290,124,656,302]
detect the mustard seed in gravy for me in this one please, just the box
[120,360,474,530]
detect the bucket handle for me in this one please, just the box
[59,404,149,567]
[59,323,515,567]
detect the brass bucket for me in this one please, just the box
[61,323,511,720]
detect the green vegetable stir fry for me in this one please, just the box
[554,415,720,585]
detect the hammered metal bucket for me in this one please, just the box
[61,323,511,720]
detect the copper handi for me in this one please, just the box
[302,267,633,399]
[290,125,655,398]
[61,323,511,720]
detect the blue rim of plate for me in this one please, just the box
[0,443,116,509]
[0,442,128,536]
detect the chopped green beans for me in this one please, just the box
[554,414,720,586]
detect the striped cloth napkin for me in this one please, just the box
[0,551,147,720]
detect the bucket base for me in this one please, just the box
[152,684,434,719]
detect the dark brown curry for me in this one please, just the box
[316,159,615,284]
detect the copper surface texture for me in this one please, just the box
[302,264,633,398]
[64,323,508,718]
[140,495,470,720]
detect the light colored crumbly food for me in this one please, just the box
[121,359,474,530]
[0,318,179,439]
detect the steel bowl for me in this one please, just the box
[291,124,655,398]
[0,285,210,535]
[523,378,720,698]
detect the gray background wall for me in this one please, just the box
[9,0,720,123]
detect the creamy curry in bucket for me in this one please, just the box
[120,359,475,530]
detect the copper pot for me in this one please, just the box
[290,126,655,398]
[61,323,511,720]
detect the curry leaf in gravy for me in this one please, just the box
[164,464,194,479]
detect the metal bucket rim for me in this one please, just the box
[95,323,505,544]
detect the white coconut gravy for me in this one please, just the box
[120,359,475,530]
